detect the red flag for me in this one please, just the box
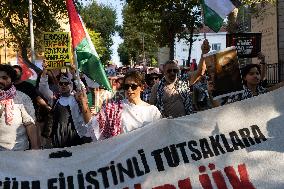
[65,0,112,90]
[66,0,86,48]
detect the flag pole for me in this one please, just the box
[73,50,82,91]
[28,0,35,64]
[199,0,207,40]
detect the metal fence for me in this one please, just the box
[266,62,284,84]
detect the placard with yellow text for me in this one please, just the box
[44,32,71,69]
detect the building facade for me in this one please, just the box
[251,1,284,82]
[174,32,227,66]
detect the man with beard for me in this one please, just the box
[0,64,40,150]
[149,60,193,118]
[150,40,210,118]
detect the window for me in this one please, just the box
[211,43,221,51]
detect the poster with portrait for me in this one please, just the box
[203,47,243,98]
[226,33,262,58]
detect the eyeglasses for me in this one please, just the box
[166,69,179,74]
[123,84,139,90]
[59,82,70,86]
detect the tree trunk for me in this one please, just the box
[169,42,175,60]
[187,20,195,67]
[169,33,175,60]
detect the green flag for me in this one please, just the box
[201,0,239,32]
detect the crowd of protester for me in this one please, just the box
[1,39,283,151]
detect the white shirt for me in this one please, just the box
[85,100,162,141]
[121,101,161,133]
[0,91,35,150]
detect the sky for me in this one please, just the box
[95,0,124,66]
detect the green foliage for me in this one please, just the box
[125,0,203,59]
[240,0,276,5]
[87,29,107,58]
[117,42,130,65]
[121,4,160,65]
[0,0,67,72]
[151,57,158,67]
[0,0,117,69]
[80,1,117,64]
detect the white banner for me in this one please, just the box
[1,87,284,189]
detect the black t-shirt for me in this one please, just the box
[14,81,38,104]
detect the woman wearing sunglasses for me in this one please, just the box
[149,59,194,118]
[39,63,88,148]
[76,71,162,141]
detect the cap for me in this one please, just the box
[59,75,72,83]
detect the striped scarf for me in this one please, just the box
[97,100,123,139]
[156,77,193,116]
[0,85,17,125]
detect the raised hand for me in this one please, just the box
[75,90,88,105]
[201,39,211,55]
[257,52,266,64]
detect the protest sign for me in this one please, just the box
[1,87,284,189]
[204,47,243,98]
[44,32,71,69]
[226,33,262,58]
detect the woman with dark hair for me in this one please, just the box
[226,64,266,103]
[209,64,284,106]
[76,71,162,141]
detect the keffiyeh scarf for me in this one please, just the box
[227,85,268,104]
[0,85,17,125]
[97,100,123,139]
[156,77,193,116]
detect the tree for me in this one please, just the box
[126,0,277,60]
[117,42,130,66]
[240,0,276,5]
[120,4,160,65]
[175,6,202,65]
[0,0,68,73]
[80,1,117,64]
[125,0,203,60]
[87,29,107,58]
[0,0,116,72]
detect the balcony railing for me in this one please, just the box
[266,62,284,84]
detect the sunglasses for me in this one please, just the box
[123,84,139,90]
[150,77,159,80]
[59,82,70,86]
[166,69,179,74]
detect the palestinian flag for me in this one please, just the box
[15,52,38,85]
[201,0,241,32]
[17,54,34,81]
[66,0,112,91]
